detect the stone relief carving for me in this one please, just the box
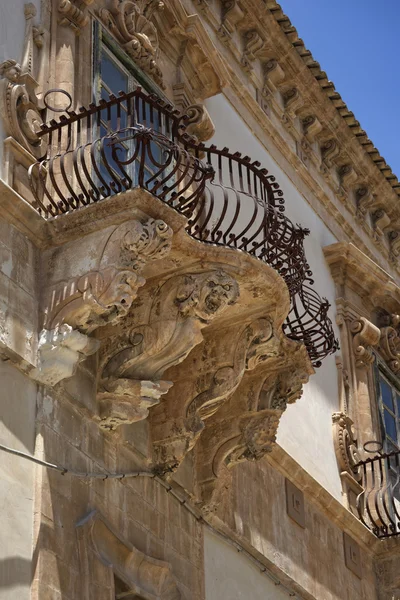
[332,412,361,482]
[194,341,313,511]
[77,510,181,600]
[98,0,164,88]
[0,5,47,159]
[34,219,172,386]
[58,0,94,34]
[350,317,380,369]
[378,313,400,375]
[98,270,240,429]
[184,104,215,143]
[151,317,285,475]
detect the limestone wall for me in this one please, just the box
[0,362,37,600]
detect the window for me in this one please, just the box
[93,23,166,188]
[376,368,400,452]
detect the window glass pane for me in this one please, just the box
[396,394,400,417]
[384,408,398,442]
[381,377,394,411]
[101,52,128,95]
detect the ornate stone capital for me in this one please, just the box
[350,317,380,368]
[332,412,361,482]
[98,0,164,88]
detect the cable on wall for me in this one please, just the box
[0,441,302,599]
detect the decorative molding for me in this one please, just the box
[98,0,165,87]
[76,510,181,599]
[282,87,303,117]
[98,270,240,428]
[58,0,94,34]
[221,0,245,35]
[301,115,322,142]
[332,412,361,482]
[350,317,380,368]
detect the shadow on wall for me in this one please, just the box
[0,557,32,588]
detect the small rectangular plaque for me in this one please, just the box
[343,533,362,579]
[285,479,305,528]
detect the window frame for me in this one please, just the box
[374,355,400,452]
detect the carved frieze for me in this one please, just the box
[350,317,380,369]
[98,270,240,428]
[332,412,361,482]
[98,0,165,88]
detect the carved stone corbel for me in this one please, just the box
[58,0,94,34]
[282,87,303,118]
[220,0,245,36]
[320,139,340,168]
[372,209,391,239]
[355,187,376,216]
[151,317,285,476]
[33,219,172,386]
[241,30,265,71]
[98,270,240,428]
[339,164,358,190]
[350,317,380,368]
[77,510,181,600]
[98,0,165,88]
[194,340,312,511]
[389,231,400,259]
[184,104,215,143]
[301,115,322,142]
[263,58,285,88]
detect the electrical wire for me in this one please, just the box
[0,441,301,598]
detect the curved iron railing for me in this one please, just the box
[356,449,400,538]
[28,87,338,366]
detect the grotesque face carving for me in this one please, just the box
[177,270,240,323]
[0,59,21,82]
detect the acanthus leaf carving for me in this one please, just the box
[98,0,165,88]
[97,270,240,428]
[350,317,380,368]
[332,411,362,482]
[58,0,94,34]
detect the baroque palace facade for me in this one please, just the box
[1,0,400,599]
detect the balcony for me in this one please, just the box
[356,448,400,538]
[27,87,338,366]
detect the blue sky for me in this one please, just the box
[279,0,400,177]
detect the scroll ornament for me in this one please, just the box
[350,317,380,368]
[378,314,400,374]
[98,0,165,88]
[332,412,361,482]
[0,59,47,158]
[98,270,240,428]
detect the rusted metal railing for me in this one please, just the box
[356,449,400,538]
[28,87,338,366]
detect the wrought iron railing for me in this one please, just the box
[356,448,400,538]
[28,87,338,366]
